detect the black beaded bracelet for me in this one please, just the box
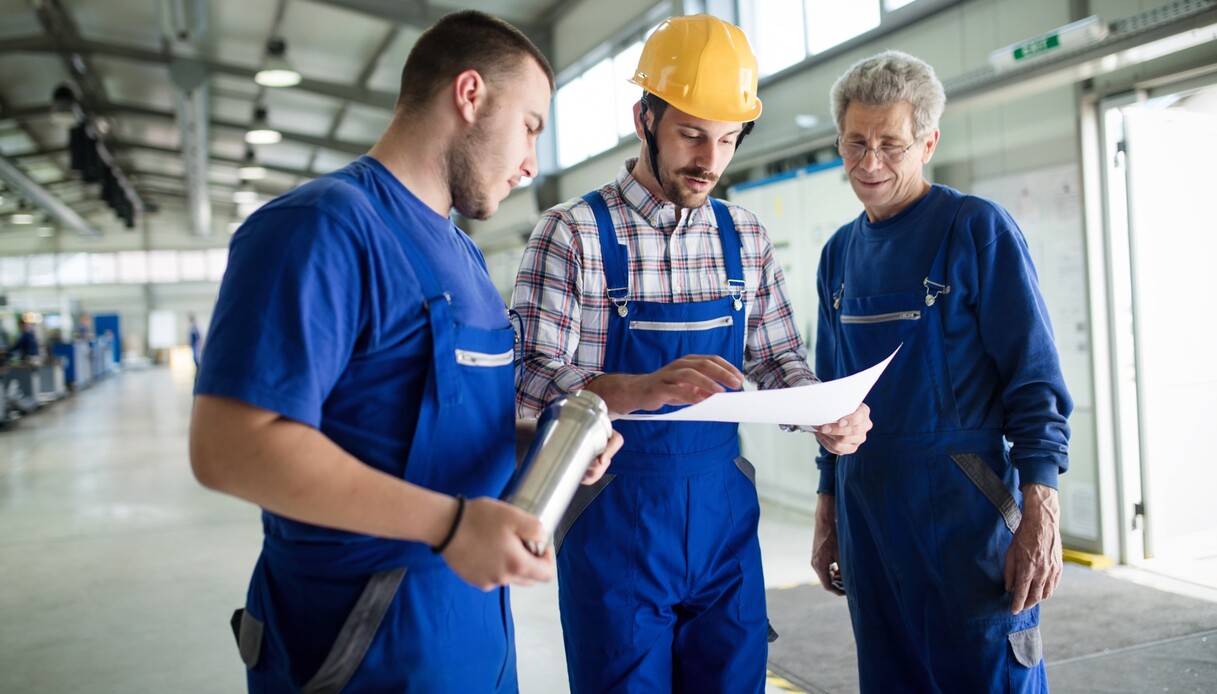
[431,494,466,555]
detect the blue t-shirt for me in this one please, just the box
[196,156,509,541]
[815,184,1072,490]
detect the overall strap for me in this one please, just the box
[709,198,744,287]
[582,191,629,305]
[922,194,969,308]
[584,192,747,307]
[336,172,462,406]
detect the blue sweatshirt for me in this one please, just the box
[815,184,1072,492]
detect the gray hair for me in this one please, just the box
[830,50,945,138]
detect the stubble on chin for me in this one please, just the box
[447,125,494,220]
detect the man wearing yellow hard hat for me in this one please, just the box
[513,14,872,691]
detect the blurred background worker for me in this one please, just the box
[10,318,40,364]
[187,313,203,371]
[514,15,870,692]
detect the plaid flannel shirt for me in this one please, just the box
[513,159,816,417]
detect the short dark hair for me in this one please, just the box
[397,10,555,114]
[640,91,670,125]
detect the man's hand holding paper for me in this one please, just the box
[617,346,899,439]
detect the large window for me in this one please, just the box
[206,248,228,281]
[0,249,230,288]
[147,251,180,283]
[806,0,881,56]
[1,256,27,286]
[555,51,634,169]
[612,41,645,140]
[179,250,208,281]
[552,2,928,170]
[90,254,117,283]
[28,255,57,287]
[745,0,808,77]
[742,0,896,77]
[117,251,149,284]
[56,253,89,285]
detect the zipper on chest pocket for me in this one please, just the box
[840,310,922,325]
[628,316,734,332]
[455,348,513,367]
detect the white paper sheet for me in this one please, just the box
[617,345,900,426]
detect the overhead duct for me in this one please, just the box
[0,154,101,236]
[170,57,213,236]
[159,0,208,44]
[161,0,213,235]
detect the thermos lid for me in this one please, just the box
[561,390,613,441]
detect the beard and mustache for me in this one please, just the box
[659,162,719,209]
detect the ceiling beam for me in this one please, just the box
[0,153,100,236]
[117,141,317,180]
[0,34,398,109]
[4,102,373,156]
[27,0,145,217]
[108,102,372,154]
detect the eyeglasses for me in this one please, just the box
[836,139,917,164]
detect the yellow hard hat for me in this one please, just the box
[629,14,762,123]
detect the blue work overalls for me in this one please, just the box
[827,202,1046,693]
[556,192,767,693]
[232,176,520,693]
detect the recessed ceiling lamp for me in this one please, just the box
[238,147,267,180]
[245,106,282,145]
[794,114,820,129]
[233,182,259,204]
[11,201,35,225]
[255,38,302,88]
[237,200,264,218]
[50,84,80,127]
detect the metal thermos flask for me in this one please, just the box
[503,390,613,554]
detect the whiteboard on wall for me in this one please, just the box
[728,160,859,510]
[972,164,1092,410]
[147,309,177,350]
[972,164,1098,543]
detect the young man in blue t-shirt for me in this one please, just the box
[190,11,618,692]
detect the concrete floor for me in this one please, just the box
[1,366,1213,693]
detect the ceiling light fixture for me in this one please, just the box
[238,147,267,180]
[233,182,259,204]
[245,106,282,145]
[50,84,80,127]
[794,114,820,129]
[11,213,35,225]
[255,37,302,88]
[237,200,264,218]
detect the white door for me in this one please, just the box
[1122,96,1217,563]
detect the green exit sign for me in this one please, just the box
[1012,33,1061,61]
